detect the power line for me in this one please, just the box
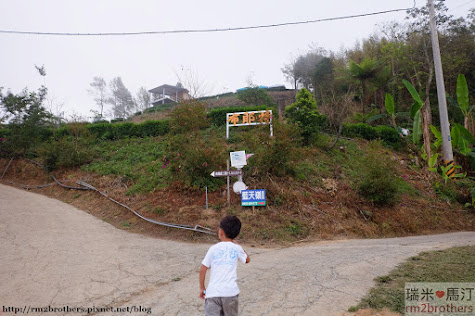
[448,0,475,12]
[0,2,416,37]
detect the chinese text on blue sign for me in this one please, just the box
[241,190,266,206]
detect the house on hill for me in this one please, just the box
[148,84,191,106]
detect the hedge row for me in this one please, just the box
[85,120,170,140]
[208,105,276,127]
[341,123,403,149]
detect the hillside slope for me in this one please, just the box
[1,132,473,245]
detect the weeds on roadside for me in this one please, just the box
[356,142,405,206]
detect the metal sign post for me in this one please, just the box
[227,160,230,205]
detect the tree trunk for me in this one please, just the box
[361,81,367,115]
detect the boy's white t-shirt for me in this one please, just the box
[202,241,248,299]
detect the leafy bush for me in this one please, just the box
[0,86,54,156]
[164,130,227,190]
[356,143,401,205]
[169,100,209,134]
[208,105,274,127]
[38,124,94,171]
[374,125,403,149]
[285,88,326,145]
[342,123,402,149]
[236,87,275,106]
[140,120,170,136]
[342,123,378,140]
[86,120,169,140]
[239,120,303,178]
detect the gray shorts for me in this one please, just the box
[204,295,239,316]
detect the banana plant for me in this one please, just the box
[430,123,475,157]
[402,79,423,145]
[457,74,473,130]
[440,164,465,184]
[451,123,475,157]
[429,125,442,150]
[428,153,440,173]
[366,93,405,127]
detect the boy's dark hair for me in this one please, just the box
[220,215,242,239]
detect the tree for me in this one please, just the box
[282,56,299,90]
[237,88,275,107]
[108,77,135,119]
[136,87,151,112]
[285,88,325,145]
[313,57,334,105]
[88,76,107,117]
[0,86,52,155]
[348,57,381,113]
[175,67,210,98]
[281,48,327,91]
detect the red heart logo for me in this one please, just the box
[436,291,445,298]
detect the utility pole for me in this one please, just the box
[428,0,455,178]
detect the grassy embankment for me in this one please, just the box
[349,246,475,315]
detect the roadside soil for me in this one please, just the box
[1,158,474,247]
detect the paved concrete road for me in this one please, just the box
[1,183,474,316]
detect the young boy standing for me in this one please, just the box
[199,215,251,316]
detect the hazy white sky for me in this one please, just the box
[0,0,473,119]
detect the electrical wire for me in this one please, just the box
[0,1,416,37]
[448,0,475,12]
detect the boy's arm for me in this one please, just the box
[243,249,250,264]
[199,264,208,299]
[232,240,250,264]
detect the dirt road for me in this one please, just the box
[1,183,474,316]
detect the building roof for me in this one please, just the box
[149,84,189,95]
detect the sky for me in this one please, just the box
[0,0,473,120]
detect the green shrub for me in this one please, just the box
[1,123,53,156]
[164,130,227,190]
[285,88,326,145]
[374,125,403,149]
[116,122,135,138]
[169,100,209,134]
[236,87,275,106]
[38,124,94,171]
[208,105,274,127]
[140,120,170,136]
[356,143,400,205]
[0,128,11,139]
[342,123,378,140]
[241,120,303,178]
[342,123,402,149]
[85,120,169,140]
[0,86,54,156]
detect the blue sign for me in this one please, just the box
[241,189,266,206]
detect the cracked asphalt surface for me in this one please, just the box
[1,183,474,316]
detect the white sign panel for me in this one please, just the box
[226,110,273,139]
[230,151,247,167]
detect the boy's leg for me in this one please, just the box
[222,295,239,316]
[204,297,224,316]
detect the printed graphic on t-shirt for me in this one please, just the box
[211,246,238,266]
